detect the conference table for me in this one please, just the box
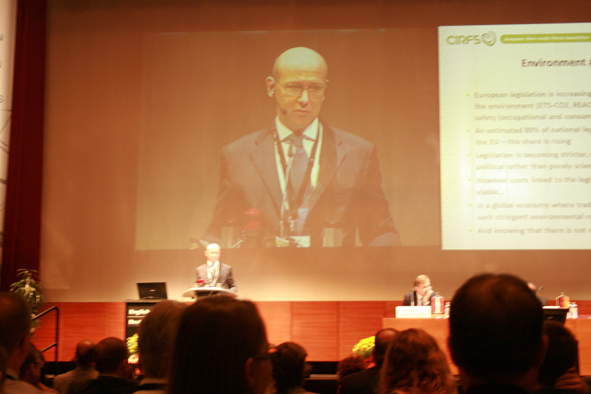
[383,317,591,375]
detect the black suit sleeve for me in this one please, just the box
[402,293,412,306]
[205,147,249,244]
[357,145,401,246]
[225,267,237,294]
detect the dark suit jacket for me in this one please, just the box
[196,263,237,293]
[340,365,381,394]
[79,376,137,394]
[402,291,436,306]
[465,385,529,394]
[206,120,400,247]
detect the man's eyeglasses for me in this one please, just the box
[276,81,326,97]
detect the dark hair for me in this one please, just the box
[449,273,543,382]
[380,329,456,394]
[271,342,310,394]
[168,297,268,394]
[538,321,578,387]
[93,337,129,374]
[0,292,31,354]
[20,342,43,378]
[337,355,366,381]
[138,300,186,379]
[75,341,96,366]
[373,328,398,365]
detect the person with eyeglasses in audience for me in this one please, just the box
[19,344,56,393]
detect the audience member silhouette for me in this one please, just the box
[79,337,136,394]
[0,291,42,394]
[270,342,316,394]
[379,328,456,394]
[53,340,98,394]
[536,321,587,394]
[337,356,367,382]
[19,343,55,393]
[168,297,273,394]
[136,300,186,394]
[341,328,397,394]
[448,273,545,394]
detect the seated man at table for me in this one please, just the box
[402,275,435,306]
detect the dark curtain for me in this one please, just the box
[1,0,46,290]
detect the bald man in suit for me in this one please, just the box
[205,47,401,247]
[196,243,237,293]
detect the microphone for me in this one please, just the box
[537,285,544,295]
[410,289,416,306]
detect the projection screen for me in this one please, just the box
[41,0,591,302]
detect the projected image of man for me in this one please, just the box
[206,47,400,247]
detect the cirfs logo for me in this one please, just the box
[482,31,496,46]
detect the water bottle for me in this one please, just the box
[571,302,578,319]
[444,302,451,318]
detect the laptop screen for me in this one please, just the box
[137,282,168,300]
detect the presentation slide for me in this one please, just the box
[135,29,440,250]
[440,23,591,250]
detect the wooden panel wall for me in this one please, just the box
[33,302,125,362]
[32,300,591,363]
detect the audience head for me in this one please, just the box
[380,328,456,394]
[337,355,366,382]
[19,343,44,386]
[449,273,544,388]
[138,300,186,379]
[373,328,398,365]
[75,340,96,367]
[538,321,578,388]
[93,337,131,378]
[271,342,310,394]
[0,292,32,370]
[168,296,272,394]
